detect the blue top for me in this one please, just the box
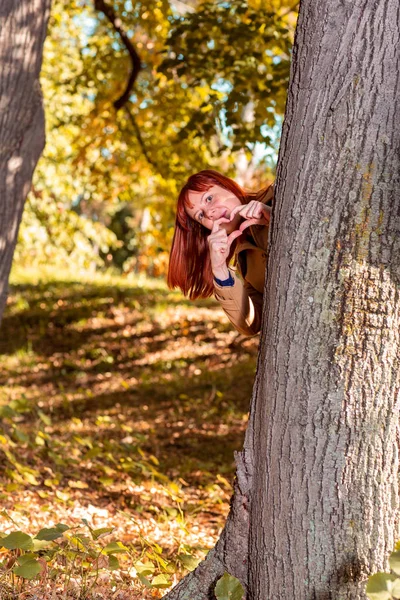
[214,271,234,287]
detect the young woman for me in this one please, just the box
[167,169,274,336]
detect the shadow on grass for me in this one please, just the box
[0,280,218,356]
[0,276,259,494]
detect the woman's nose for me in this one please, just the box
[205,204,221,220]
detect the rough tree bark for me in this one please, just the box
[0,0,51,323]
[164,0,400,598]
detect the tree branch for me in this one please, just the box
[280,1,300,18]
[94,0,142,111]
[124,106,160,170]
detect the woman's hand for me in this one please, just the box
[208,217,243,280]
[208,202,270,279]
[229,201,271,233]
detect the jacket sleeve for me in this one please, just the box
[213,269,264,337]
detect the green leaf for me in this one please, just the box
[1,531,33,550]
[13,428,29,443]
[108,555,120,570]
[17,553,36,562]
[99,476,114,486]
[70,535,89,550]
[32,538,52,552]
[135,560,156,576]
[390,551,400,576]
[137,573,152,588]
[14,558,42,579]
[178,553,201,571]
[215,572,244,600]
[0,405,16,419]
[366,573,394,600]
[35,527,65,541]
[37,409,52,425]
[151,573,171,589]
[103,541,129,555]
[92,527,114,540]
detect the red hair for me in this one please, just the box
[167,169,271,299]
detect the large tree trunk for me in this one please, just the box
[250,0,400,596]
[164,0,400,598]
[0,0,51,323]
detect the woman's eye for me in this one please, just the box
[198,212,204,221]
[206,195,213,203]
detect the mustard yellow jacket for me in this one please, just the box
[213,184,274,337]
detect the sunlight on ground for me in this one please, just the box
[0,272,259,598]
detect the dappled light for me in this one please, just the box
[0,274,258,597]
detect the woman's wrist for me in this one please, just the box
[213,266,230,280]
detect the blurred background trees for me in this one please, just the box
[15,0,297,278]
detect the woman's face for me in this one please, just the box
[185,184,243,234]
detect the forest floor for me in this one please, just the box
[0,270,259,599]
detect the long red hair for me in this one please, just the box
[167,169,271,299]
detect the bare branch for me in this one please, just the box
[94,0,142,111]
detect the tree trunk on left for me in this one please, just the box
[0,0,51,323]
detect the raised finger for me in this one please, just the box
[229,205,246,222]
[238,217,268,233]
[211,216,231,233]
[247,203,270,220]
[255,205,271,220]
[227,228,243,245]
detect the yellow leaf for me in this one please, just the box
[68,480,89,489]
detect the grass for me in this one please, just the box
[0,269,259,598]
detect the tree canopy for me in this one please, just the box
[16,0,297,276]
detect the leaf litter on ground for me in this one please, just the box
[0,272,259,598]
